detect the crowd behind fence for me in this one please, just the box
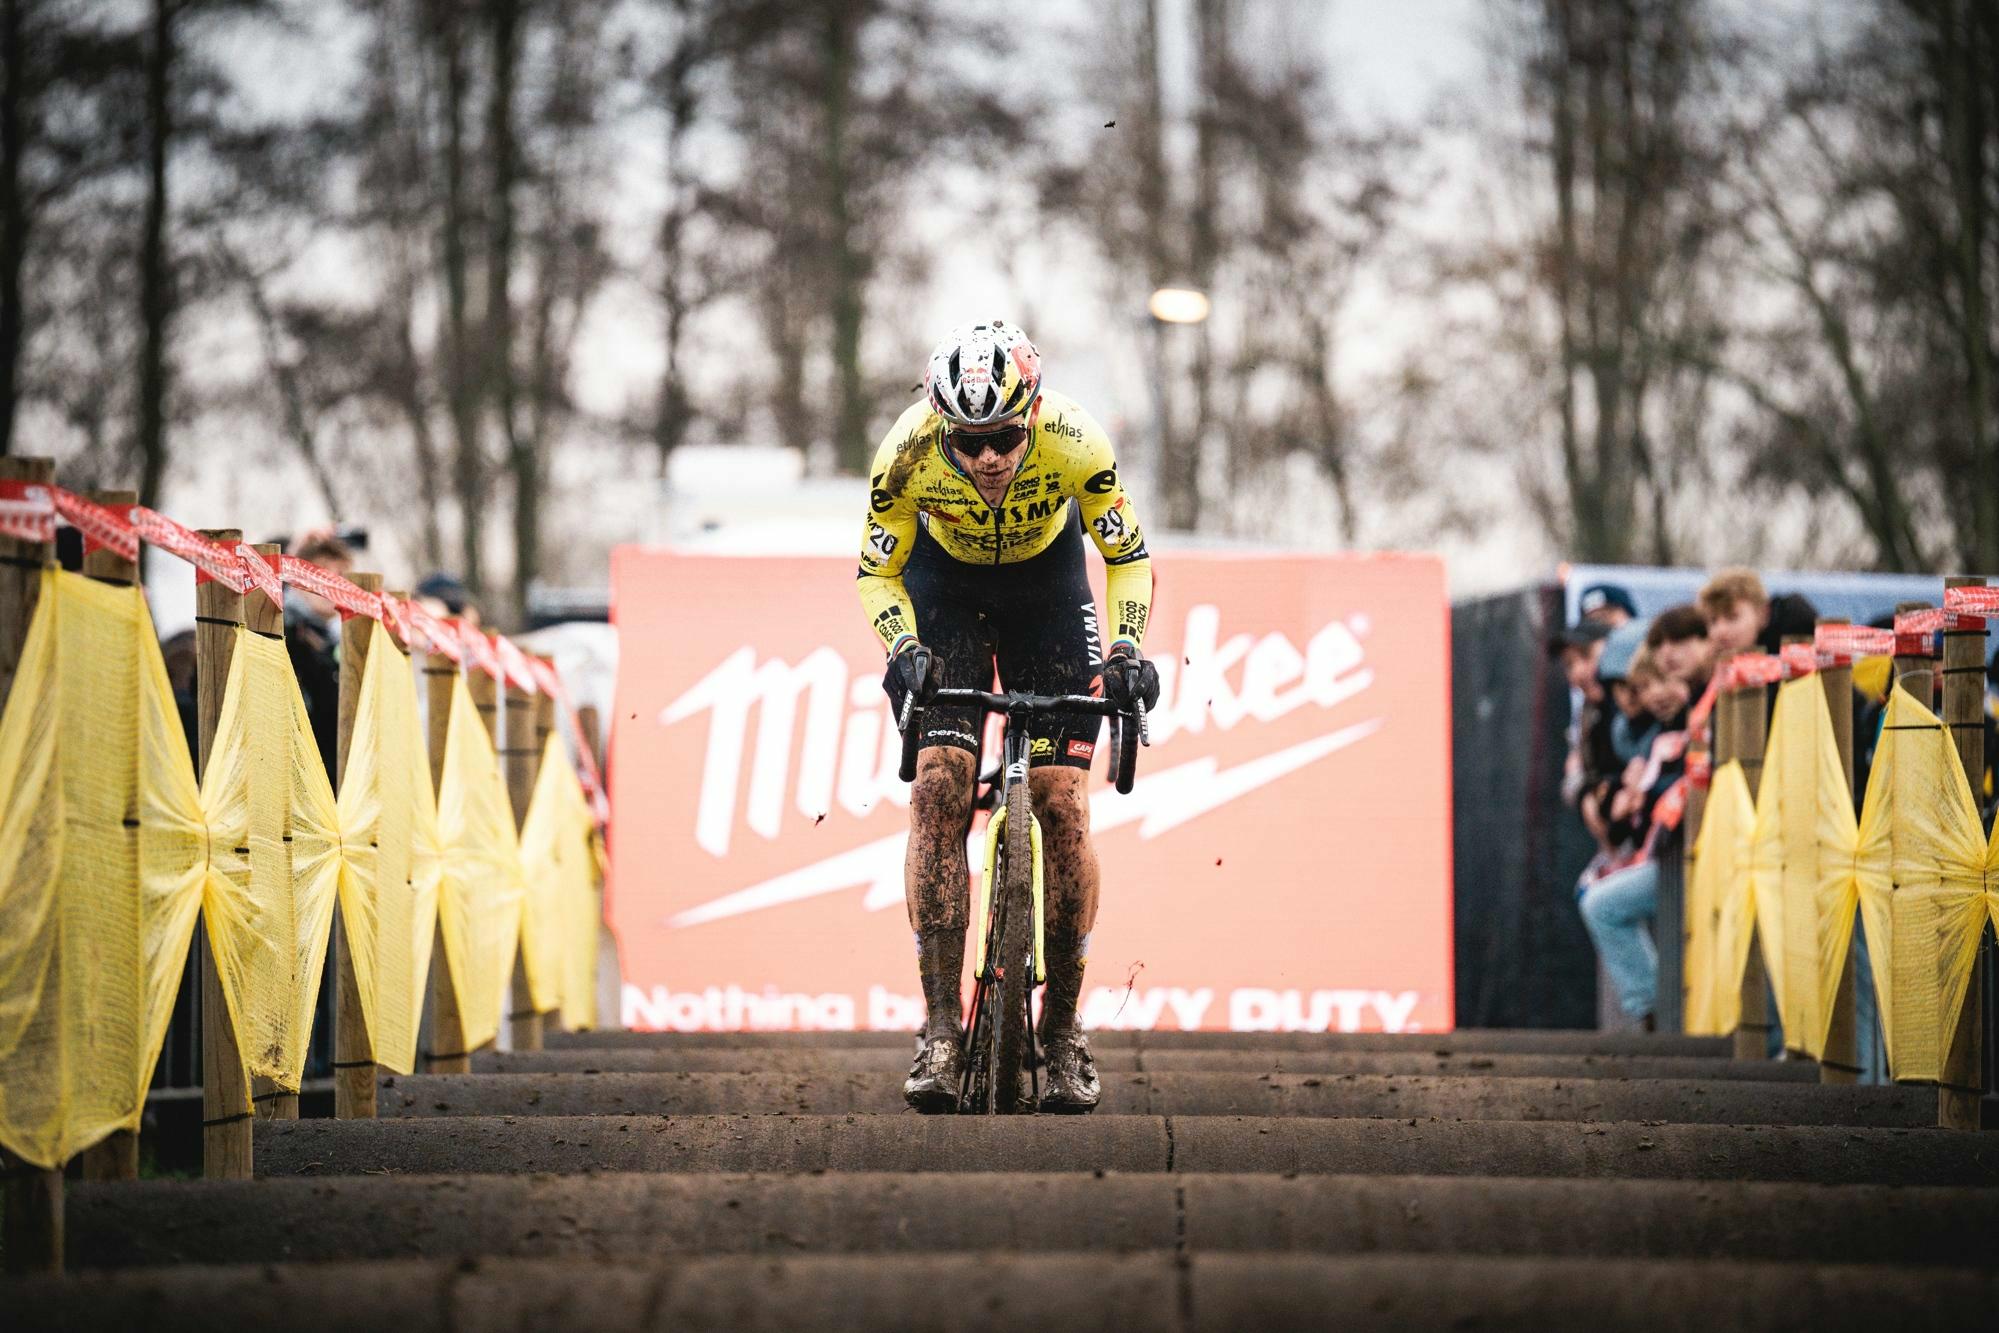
[1677,585,1997,1130]
[0,457,610,1272]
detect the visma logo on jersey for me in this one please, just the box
[607,550,1454,1034]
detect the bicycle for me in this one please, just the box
[898,685,1149,1113]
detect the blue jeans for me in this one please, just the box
[1579,859,1658,1021]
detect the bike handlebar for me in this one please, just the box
[897,687,1149,792]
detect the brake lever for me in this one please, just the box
[898,691,916,735]
[1134,698,1151,747]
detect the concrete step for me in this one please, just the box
[65,1171,1999,1269]
[382,1071,1931,1127]
[252,1114,1999,1185]
[551,1029,1733,1058]
[11,1253,1995,1331]
[477,1048,1817,1082]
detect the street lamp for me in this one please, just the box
[1147,287,1211,325]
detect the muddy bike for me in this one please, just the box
[898,686,1149,1113]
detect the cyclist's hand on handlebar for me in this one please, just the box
[883,640,938,724]
[1098,644,1160,711]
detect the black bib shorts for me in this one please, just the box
[905,507,1106,771]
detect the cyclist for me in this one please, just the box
[858,320,1161,1113]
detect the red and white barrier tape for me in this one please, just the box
[278,553,382,621]
[232,543,285,605]
[1815,623,1895,661]
[458,621,503,679]
[1893,606,1986,636]
[1720,652,1788,690]
[0,480,57,543]
[20,482,600,816]
[399,597,462,662]
[1943,585,1999,615]
[494,633,539,694]
[129,508,254,593]
[50,490,142,562]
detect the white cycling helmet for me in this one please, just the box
[925,320,1043,428]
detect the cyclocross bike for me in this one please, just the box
[898,687,1149,1113]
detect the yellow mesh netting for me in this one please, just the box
[198,628,342,1090]
[1869,682,1997,1082]
[519,730,599,1029]
[514,736,566,1017]
[1686,760,1755,1036]
[1765,678,1838,1053]
[332,638,439,1074]
[1746,720,1787,1030]
[0,572,204,1168]
[434,676,524,1052]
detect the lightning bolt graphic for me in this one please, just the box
[662,718,1384,929]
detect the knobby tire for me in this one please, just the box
[992,778,1036,1113]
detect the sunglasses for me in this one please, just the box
[946,423,1030,457]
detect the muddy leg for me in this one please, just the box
[1030,766,1098,1037]
[906,747,975,1040]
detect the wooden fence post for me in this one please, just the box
[195,529,253,1179]
[1939,576,1986,1130]
[240,543,298,1124]
[423,638,470,1074]
[74,489,147,1180]
[1815,619,1863,1085]
[1725,658,1772,1060]
[332,572,383,1119]
[0,457,62,1272]
[503,674,543,1051]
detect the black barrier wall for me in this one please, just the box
[1449,585,1596,1029]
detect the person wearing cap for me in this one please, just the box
[1553,619,1613,811]
[1576,582,1637,628]
[1576,619,1651,852]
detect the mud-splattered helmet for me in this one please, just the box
[924,320,1042,428]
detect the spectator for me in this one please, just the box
[1575,645,1690,1033]
[1574,620,1649,865]
[1576,582,1638,629]
[286,533,354,778]
[1551,619,1613,811]
[1698,567,1818,657]
[1646,604,1713,694]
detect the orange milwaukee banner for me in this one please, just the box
[608,548,1454,1033]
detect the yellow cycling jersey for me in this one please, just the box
[857,387,1154,656]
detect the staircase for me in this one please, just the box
[12,1028,1999,1328]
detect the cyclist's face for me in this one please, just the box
[947,419,1030,486]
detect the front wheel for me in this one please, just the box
[990,778,1037,1113]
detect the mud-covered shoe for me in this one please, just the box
[904,1034,964,1113]
[1038,1029,1100,1113]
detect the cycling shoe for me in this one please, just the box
[1038,1028,1100,1113]
[904,1033,964,1113]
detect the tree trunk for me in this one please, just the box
[821,4,867,475]
[0,0,26,457]
[1547,0,1586,554]
[1173,0,1227,532]
[486,0,531,622]
[1938,0,1997,571]
[135,0,174,506]
[393,296,447,569]
[655,33,698,471]
[437,2,484,596]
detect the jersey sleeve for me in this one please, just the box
[857,428,921,655]
[1071,413,1154,653]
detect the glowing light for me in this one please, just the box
[1147,288,1211,324]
